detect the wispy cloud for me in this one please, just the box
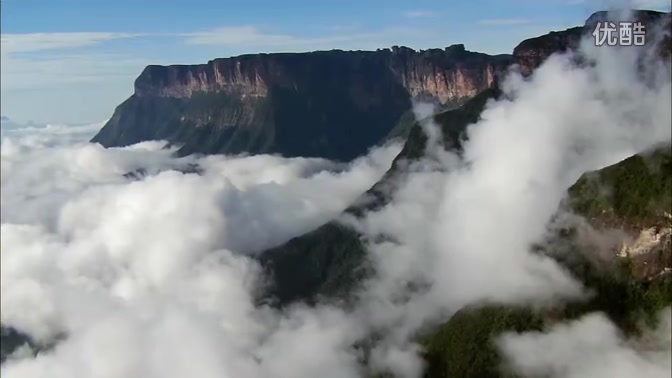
[564,0,671,8]
[0,32,147,90]
[0,26,443,123]
[403,10,437,18]
[180,25,435,51]
[0,32,148,123]
[631,0,672,6]
[478,18,532,26]
[326,24,360,32]
[0,32,142,54]
[1,53,145,90]
[182,26,306,46]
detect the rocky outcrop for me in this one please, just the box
[93,10,669,161]
[133,44,506,104]
[513,27,583,76]
[92,46,512,160]
[568,145,672,282]
[513,10,670,75]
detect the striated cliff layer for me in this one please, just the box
[134,44,502,104]
[92,10,669,161]
[92,45,512,160]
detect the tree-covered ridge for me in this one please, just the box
[568,146,672,228]
[259,91,671,377]
[259,88,502,306]
[421,146,672,378]
[421,265,671,377]
[421,306,543,378]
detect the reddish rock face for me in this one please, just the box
[92,10,670,161]
[134,60,270,98]
[94,47,513,160]
[133,46,512,107]
[132,10,670,104]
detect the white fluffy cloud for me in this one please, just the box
[358,30,666,295]
[0,122,400,377]
[498,308,672,378]
[1,123,400,253]
[340,29,671,374]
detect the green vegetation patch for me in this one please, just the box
[568,146,672,226]
[421,305,542,378]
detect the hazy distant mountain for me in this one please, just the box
[0,117,44,130]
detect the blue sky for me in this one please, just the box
[2,0,670,124]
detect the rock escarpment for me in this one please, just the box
[92,10,669,161]
[513,10,670,75]
[92,46,512,160]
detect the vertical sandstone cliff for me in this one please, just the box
[92,9,668,161]
[91,46,512,160]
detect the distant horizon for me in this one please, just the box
[0,38,513,125]
[1,39,512,126]
[2,1,670,124]
[0,35,559,125]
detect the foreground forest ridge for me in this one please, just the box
[2,8,671,378]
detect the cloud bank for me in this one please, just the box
[325,27,670,374]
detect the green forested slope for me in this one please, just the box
[421,146,672,377]
[259,88,502,305]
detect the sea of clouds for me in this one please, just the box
[1,11,671,378]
